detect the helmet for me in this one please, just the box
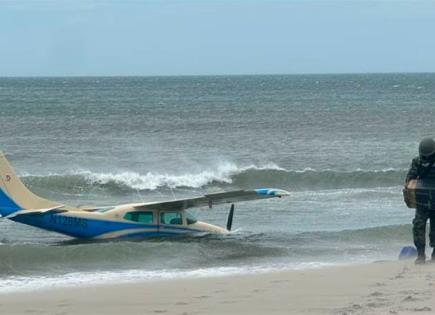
[419,137,435,159]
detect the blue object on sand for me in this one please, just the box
[399,246,418,260]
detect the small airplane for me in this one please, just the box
[0,151,289,240]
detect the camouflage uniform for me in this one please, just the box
[406,157,435,250]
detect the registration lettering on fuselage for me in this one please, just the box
[49,215,88,229]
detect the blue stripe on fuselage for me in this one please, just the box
[11,213,152,238]
[11,213,203,239]
[0,188,21,217]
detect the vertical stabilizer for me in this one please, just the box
[0,151,61,216]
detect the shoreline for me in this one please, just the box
[1,260,434,314]
[0,261,345,295]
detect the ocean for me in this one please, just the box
[0,73,434,292]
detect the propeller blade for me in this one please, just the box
[226,204,234,231]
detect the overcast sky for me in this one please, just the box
[1,0,434,76]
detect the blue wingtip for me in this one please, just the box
[255,188,290,197]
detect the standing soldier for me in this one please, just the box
[405,137,435,264]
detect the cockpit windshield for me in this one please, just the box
[186,211,197,225]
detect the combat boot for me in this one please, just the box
[415,247,426,264]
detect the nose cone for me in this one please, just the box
[190,221,229,234]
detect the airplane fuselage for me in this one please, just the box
[10,204,227,239]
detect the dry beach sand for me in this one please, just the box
[0,260,434,315]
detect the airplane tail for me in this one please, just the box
[0,151,61,217]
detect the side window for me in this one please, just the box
[124,212,137,221]
[124,211,153,224]
[160,212,183,225]
[186,211,197,225]
[138,212,153,224]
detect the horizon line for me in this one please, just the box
[1,71,435,79]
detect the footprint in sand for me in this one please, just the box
[175,302,189,306]
[368,291,383,297]
[369,282,386,287]
[367,302,387,308]
[372,297,389,303]
[402,295,420,302]
[390,266,411,280]
[412,306,432,312]
[345,304,363,310]
[339,303,363,315]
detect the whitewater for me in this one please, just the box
[20,163,407,193]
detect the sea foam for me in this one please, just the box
[0,262,338,294]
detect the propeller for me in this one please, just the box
[226,204,234,231]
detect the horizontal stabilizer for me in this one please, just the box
[134,188,290,211]
[6,205,67,219]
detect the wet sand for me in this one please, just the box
[0,260,434,314]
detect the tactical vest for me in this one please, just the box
[404,165,435,210]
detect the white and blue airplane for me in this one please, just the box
[0,151,289,240]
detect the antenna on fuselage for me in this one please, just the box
[135,188,144,203]
[169,186,177,201]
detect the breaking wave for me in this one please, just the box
[20,163,407,194]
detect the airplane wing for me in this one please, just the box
[133,188,289,212]
[6,205,68,219]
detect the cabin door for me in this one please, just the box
[158,211,185,235]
